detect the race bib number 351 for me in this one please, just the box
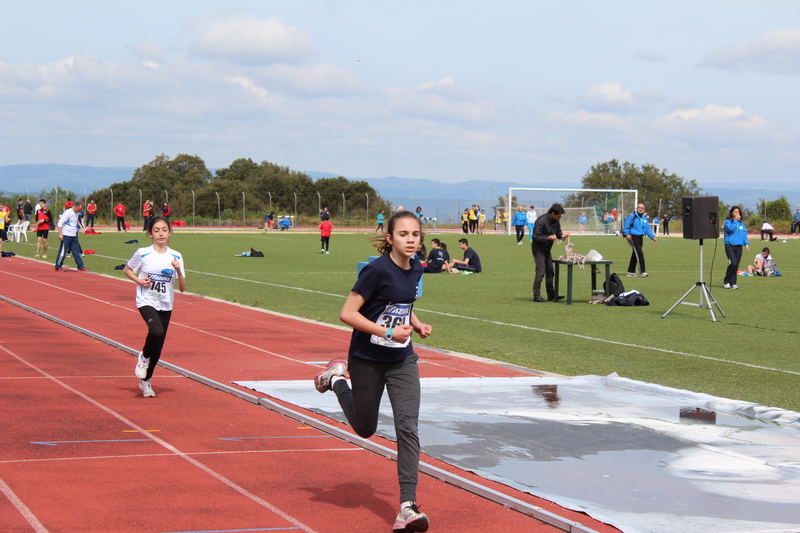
[370,303,412,348]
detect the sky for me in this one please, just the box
[1,0,799,189]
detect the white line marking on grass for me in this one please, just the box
[0,475,49,533]
[416,309,800,376]
[0,344,320,533]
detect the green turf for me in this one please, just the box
[9,228,799,411]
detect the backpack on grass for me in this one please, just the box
[604,272,625,296]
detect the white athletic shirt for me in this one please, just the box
[57,209,80,237]
[126,245,185,311]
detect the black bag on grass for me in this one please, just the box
[604,272,625,296]
[605,290,649,306]
[250,248,264,258]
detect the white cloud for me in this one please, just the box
[699,29,800,74]
[223,76,279,105]
[659,105,769,132]
[188,15,314,65]
[261,63,368,96]
[382,78,496,123]
[128,40,168,62]
[578,82,665,113]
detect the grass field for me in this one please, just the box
[7,226,799,411]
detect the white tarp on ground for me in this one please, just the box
[235,374,800,533]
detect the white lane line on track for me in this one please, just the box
[5,263,798,377]
[0,343,320,533]
[0,475,49,533]
[0,448,363,465]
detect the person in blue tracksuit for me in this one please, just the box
[723,205,750,289]
[623,203,657,277]
[512,206,527,245]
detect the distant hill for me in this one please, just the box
[2,164,797,217]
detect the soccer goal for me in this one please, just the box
[505,188,638,235]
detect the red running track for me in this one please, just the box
[0,258,619,533]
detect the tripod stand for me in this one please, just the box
[662,239,725,322]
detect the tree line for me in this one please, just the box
[86,154,390,224]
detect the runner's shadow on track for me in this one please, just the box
[299,482,396,526]
[119,386,176,397]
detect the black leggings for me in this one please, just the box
[332,354,421,504]
[138,306,172,380]
[321,236,330,251]
[515,224,525,243]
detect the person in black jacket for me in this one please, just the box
[531,204,570,302]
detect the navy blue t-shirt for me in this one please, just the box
[425,248,446,273]
[463,247,482,272]
[349,254,422,362]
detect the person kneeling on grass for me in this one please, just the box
[448,238,482,274]
[314,210,431,532]
[747,247,779,276]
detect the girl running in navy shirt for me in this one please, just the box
[315,210,432,532]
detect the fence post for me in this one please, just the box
[366,193,369,226]
[191,190,195,226]
[293,192,297,221]
[139,189,142,223]
[215,191,221,225]
[342,192,345,224]
[242,192,246,225]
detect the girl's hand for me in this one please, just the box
[139,277,151,288]
[413,323,432,339]
[391,324,414,344]
[171,258,182,275]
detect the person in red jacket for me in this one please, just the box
[86,200,97,228]
[114,202,127,232]
[142,200,153,231]
[161,202,171,221]
[319,214,333,254]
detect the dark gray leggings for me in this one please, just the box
[332,354,421,504]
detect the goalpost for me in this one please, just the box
[505,188,638,235]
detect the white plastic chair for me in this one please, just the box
[9,221,29,242]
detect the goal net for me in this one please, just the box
[505,188,638,235]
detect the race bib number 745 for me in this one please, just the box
[370,303,412,348]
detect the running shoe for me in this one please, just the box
[626,272,637,277]
[392,502,429,532]
[314,359,347,393]
[139,379,156,398]
[78,267,90,272]
[42,255,47,259]
[34,253,39,258]
[135,352,149,379]
[639,272,649,277]
[731,284,738,289]
[723,283,731,289]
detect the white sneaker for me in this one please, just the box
[321,249,325,253]
[134,352,149,379]
[139,380,156,398]
[314,359,347,393]
[723,283,731,289]
[393,502,429,532]
[626,272,637,277]
[639,272,649,277]
[731,284,738,289]
[325,251,329,254]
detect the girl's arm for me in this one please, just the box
[409,311,432,339]
[172,259,186,293]
[340,291,414,343]
[122,265,150,288]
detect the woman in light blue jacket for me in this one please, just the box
[723,205,749,289]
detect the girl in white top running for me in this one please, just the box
[123,216,186,398]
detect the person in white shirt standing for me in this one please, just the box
[123,216,186,398]
[526,205,538,242]
[54,201,88,272]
